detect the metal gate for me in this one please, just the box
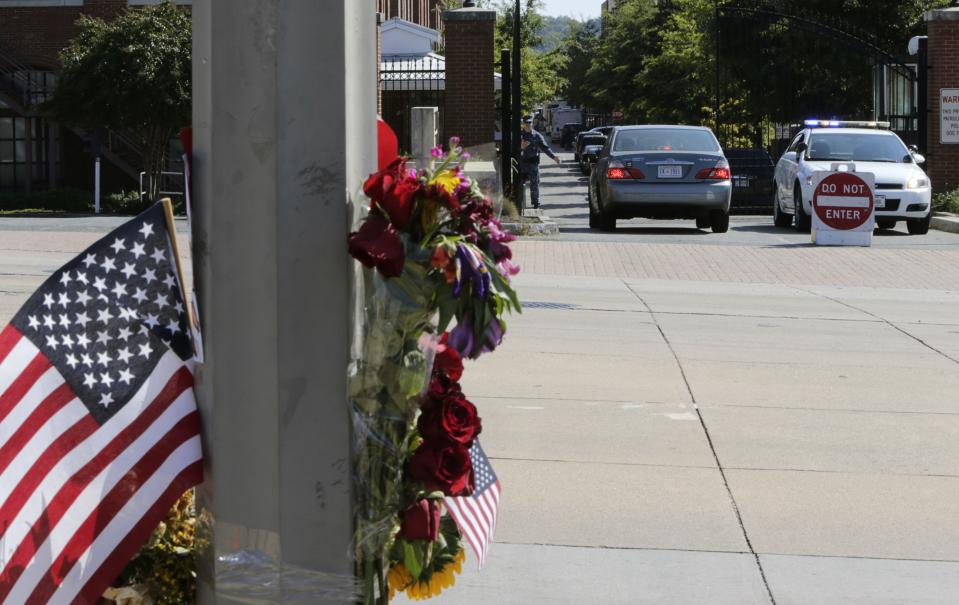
[713,1,922,156]
[380,55,445,153]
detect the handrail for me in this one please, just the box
[0,45,56,109]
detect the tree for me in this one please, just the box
[46,1,191,200]
[575,0,951,144]
[488,0,565,111]
[559,20,601,108]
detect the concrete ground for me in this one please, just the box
[3,157,959,603]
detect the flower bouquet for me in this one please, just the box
[348,139,520,603]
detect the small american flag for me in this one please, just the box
[444,440,501,568]
[0,203,202,603]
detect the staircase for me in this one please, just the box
[0,44,147,183]
[0,50,45,116]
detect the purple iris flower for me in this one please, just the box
[448,315,504,360]
[453,245,490,300]
[482,318,504,355]
[448,316,475,358]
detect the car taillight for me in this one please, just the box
[607,161,644,180]
[696,162,731,180]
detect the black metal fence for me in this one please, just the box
[714,1,921,158]
[380,55,445,153]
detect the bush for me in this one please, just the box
[103,190,152,215]
[933,188,959,214]
[0,188,183,215]
[0,188,92,213]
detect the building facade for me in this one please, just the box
[376,0,444,31]
[0,0,191,194]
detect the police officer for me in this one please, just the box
[520,116,561,209]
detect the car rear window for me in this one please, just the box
[613,129,720,152]
[580,134,606,146]
[807,133,909,163]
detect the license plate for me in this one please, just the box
[658,165,683,179]
[734,176,749,188]
[875,195,885,209]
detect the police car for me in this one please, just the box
[773,121,932,235]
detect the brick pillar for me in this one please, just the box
[442,7,496,149]
[926,6,959,192]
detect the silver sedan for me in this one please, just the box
[589,125,733,232]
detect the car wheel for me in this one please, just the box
[588,196,600,230]
[907,213,931,235]
[793,185,811,232]
[696,217,710,230]
[876,218,897,230]
[710,210,730,234]
[598,202,616,232]
[773,195,792,228]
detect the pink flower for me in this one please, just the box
[497,258,520,279]
[431,146,445,159]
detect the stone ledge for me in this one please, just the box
[926,6,959,20]
[931,212,959,234]
[442,8,497,22]
[500,213,559,237]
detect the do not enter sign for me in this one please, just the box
[813,172,874,230]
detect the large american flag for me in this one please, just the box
[444,440,501,568]
[0,203,202,604]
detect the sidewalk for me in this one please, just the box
[399,271,959,604]
[396,156,959,604]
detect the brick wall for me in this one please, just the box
[927,15,959,192]
[0,0,177,68]
[442,9,495,149]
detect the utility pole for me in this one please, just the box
[501,49,512,199]
[512,0,524,213]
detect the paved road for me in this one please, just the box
[539,152,959,250]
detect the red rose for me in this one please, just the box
[363,158,405,203]
[433,334,463,381]
[399,499,442,542]
[409,443,474,496]
[347,214,405,278]
[428,372,461,401]
[418,392,481,446]
[379,176,420,228]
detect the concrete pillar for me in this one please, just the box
[926,5,959,192]
[192,1,377,602]
[410,106,439,167]
[442,7,496,150]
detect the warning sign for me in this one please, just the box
[813,172,874,231]
[811,167,876,246]
[942,89,959,145]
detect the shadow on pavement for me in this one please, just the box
[561,226,711,236]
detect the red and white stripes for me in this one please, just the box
[444,480,501,569]
[0,324,202,604]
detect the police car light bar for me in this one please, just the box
[804,119,891,129]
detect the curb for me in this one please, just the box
[931,212,959,234]
[500,210,560,236]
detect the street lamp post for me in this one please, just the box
[512,0,524,212]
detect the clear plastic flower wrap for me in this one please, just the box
[347,140,521,604]
[349,241,439,603]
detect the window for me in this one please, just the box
[807,133,910,163]
[0,114,59,191]
[613,128,720,152]
[786,134,805,154]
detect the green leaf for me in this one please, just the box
[403,540,424,580]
